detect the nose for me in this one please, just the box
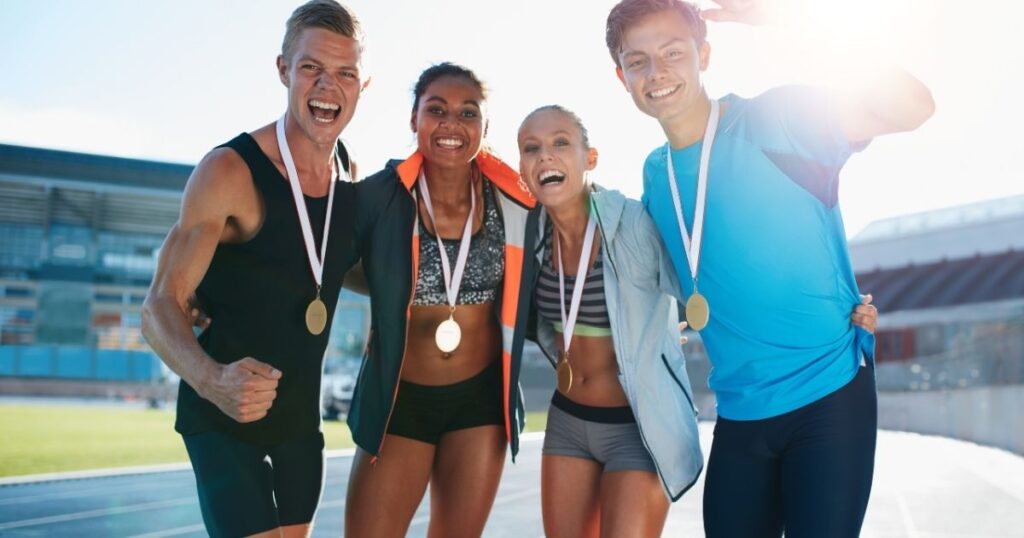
[647,56,669,82]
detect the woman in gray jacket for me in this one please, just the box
[512,105,877,538]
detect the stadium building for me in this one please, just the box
[0,143,369,399]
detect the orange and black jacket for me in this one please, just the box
[350,151,536,461]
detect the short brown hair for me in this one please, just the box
[605,0,705,67]
[282,0,363,60]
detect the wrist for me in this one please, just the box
[191,355,223,400]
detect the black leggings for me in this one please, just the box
[703,364,877,538]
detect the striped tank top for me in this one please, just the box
[535,225,611,336]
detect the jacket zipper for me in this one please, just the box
[661,353,698,416]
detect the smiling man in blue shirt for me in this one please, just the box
[605,0,934,536]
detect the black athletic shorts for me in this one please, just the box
[182,429,324,537]
[386,359,504,444]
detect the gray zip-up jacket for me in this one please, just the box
[512,187,704,500]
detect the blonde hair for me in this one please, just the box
[282,0,363,60]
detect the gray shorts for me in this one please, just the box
[542,393,657,474]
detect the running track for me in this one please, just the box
[2,424,1023,537]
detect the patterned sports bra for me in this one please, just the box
[413,179,504,306]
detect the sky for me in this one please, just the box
[1,0,1022,238]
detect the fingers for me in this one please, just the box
[854,304,877,316]
[237,357,282,380]
[236,390,277,423]
[700,8,740,22]
[861,293,874,305]
[187,307,212,330]
[679,321,690,345]
[205,359,282,423]
[679,336,689,345]
[850,310,878,333]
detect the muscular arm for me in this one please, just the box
[142,149,280,423]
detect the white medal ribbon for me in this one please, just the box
[417,169,476,311]
[557,215,598,355]
[665,98,719,286]
[276,115,338,292]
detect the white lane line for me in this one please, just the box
[0,497,196,530]
[0,449,355,487]
[0,463,194,486]
[895,492,919,538]
[0,475,195,506]
[126,523,207,538]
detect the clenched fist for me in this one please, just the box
[200,357,282,423]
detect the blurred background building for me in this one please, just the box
[1,143,1021,454]
[0,143,368,404]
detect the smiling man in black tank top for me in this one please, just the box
[141,2,368,536]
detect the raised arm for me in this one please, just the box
[703,0,935,142]
[142,149,281,423]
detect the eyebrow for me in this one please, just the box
[296,55,358,71]
[621,37,689,57]
[424,96,481,108]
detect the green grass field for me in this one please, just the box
[0,405,547,478]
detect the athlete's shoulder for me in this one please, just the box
[643,144,669,171]
[188,144,253,196]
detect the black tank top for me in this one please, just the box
[174,133,358,447]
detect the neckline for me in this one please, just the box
[243,132,337,201]
[418,178,492,242]
[667,95,737,154]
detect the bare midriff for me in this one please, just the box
[555,333,627,407]
[402,302,501,385]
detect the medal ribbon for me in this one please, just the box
[418,169,476,311]
[665,98,719,288]
[276,114,338,293]
[557,215,598,356]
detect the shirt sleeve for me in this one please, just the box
[739,86,869,207]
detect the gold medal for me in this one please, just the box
[305,297,328,335]
[666,99,720,336]
[435,315,462,354]
[685,292,710,332]
[276,115,341,339]
[556,352,573,393]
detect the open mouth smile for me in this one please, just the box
[538,169,566,186]
[308,99,341,124]
[646,85,680,100]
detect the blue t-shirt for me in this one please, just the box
[642,86,875,420]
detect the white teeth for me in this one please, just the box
[649,86,677,98]
[437,137,463,148]
[308,99,340,111]
[539,170,563,181]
